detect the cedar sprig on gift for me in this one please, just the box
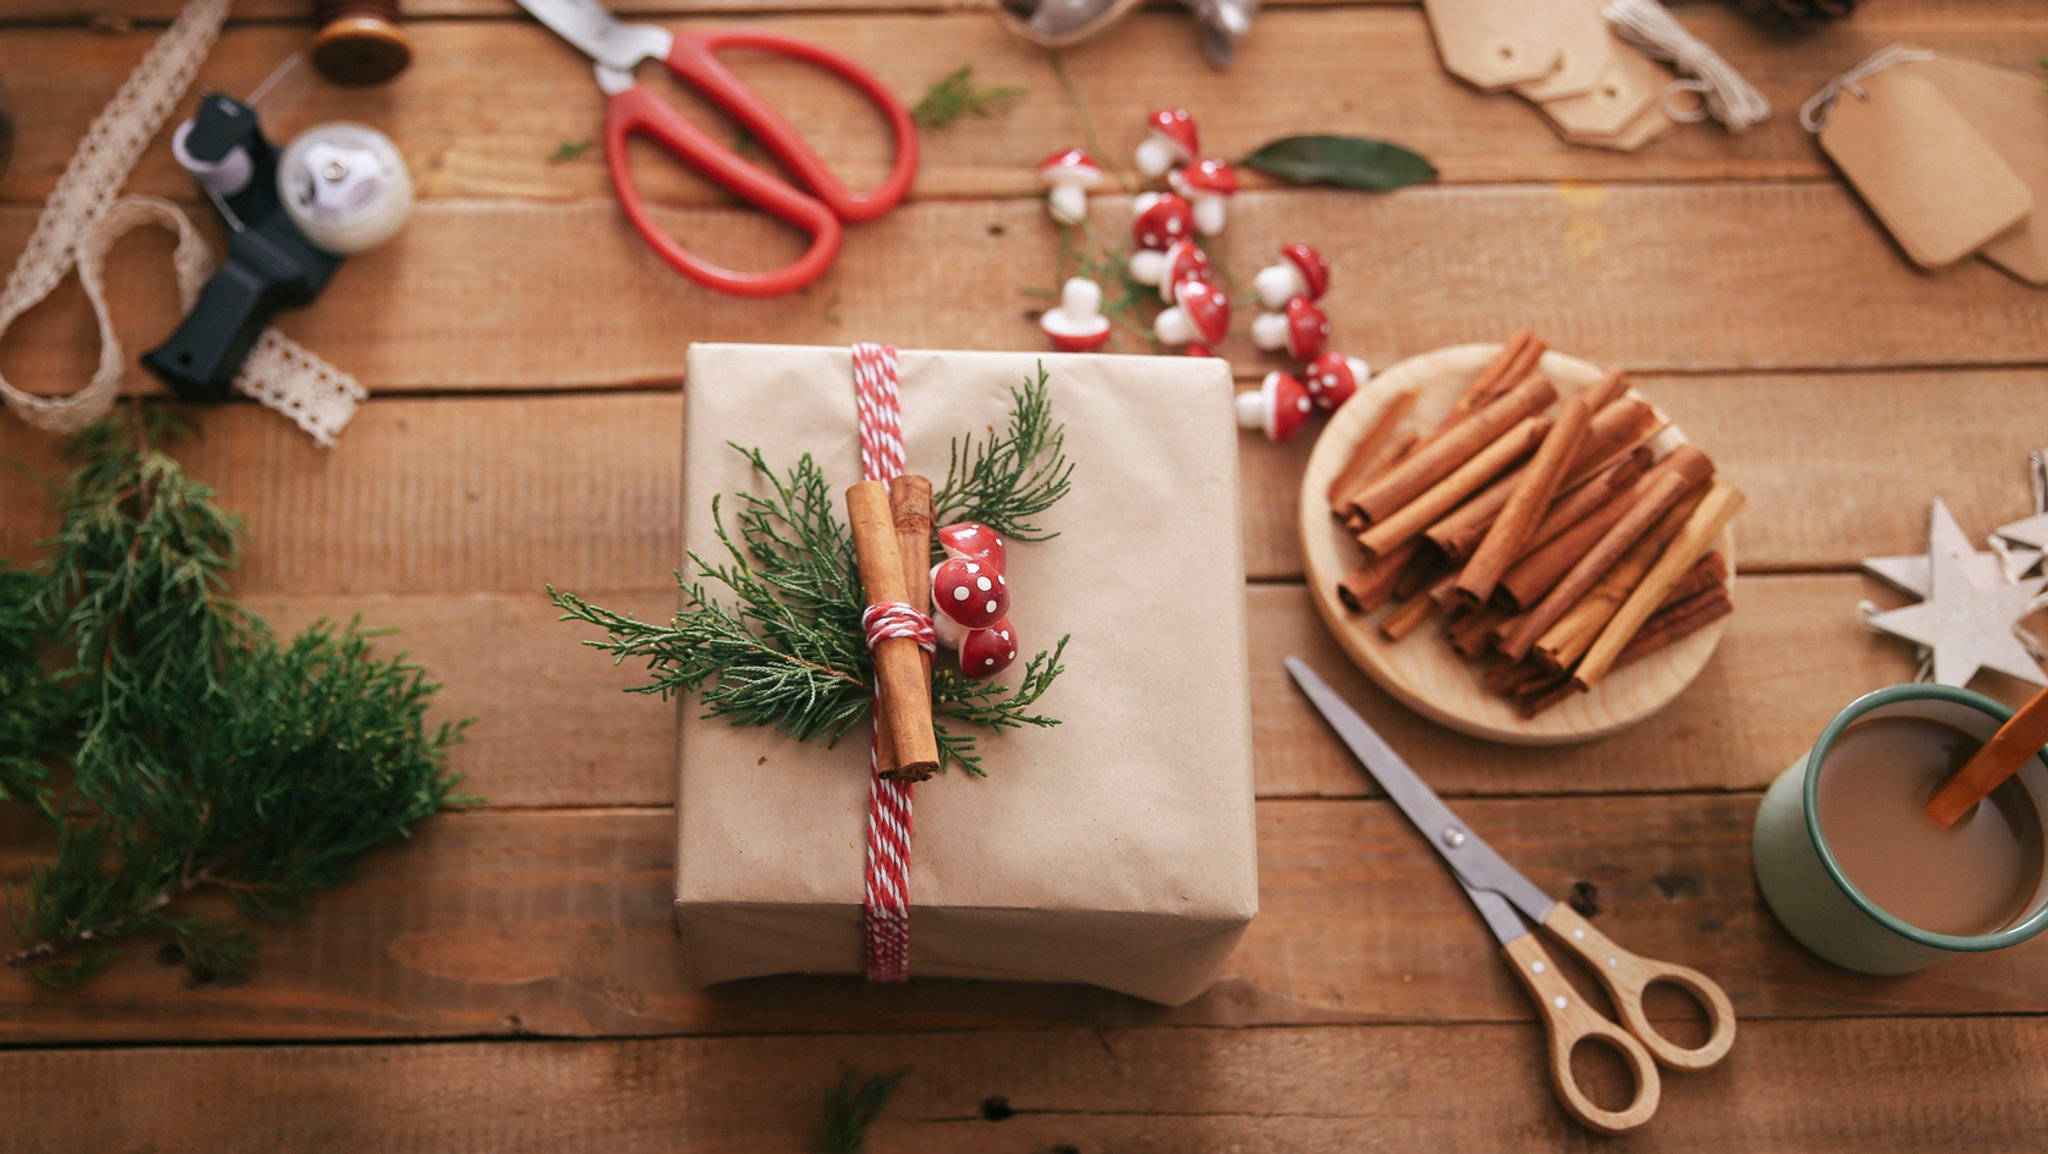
[551,370,1072,776]
[1,411,468,989]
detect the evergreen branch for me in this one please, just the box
[910,65,1023,130]
[816,1066,911,1154]
[932,364,1074,543]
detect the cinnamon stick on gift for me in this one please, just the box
[871,476,936,780]
[1574,480,1745,691]
[1496,470,1696,662]
[1455,391,1595,606]
[1356,416,1551,559]
[1327,390,1420,514]
[1351,376,1559,524]
[846,480,940,780]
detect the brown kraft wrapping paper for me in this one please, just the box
[675,344,1258,1006]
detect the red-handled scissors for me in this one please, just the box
[516,0,918,297]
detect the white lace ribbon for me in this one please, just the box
[0,0,365,447]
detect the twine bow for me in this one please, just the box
[1800,43,1939,133]
[1603,0,1771,134]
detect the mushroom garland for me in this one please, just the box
[931,521,1020,678]
[1031,109,1372,445]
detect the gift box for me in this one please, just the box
[674,344,1258,1005]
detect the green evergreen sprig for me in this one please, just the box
[1,411,468,989]
[910,65,1024,131]
[551,368,1072,776]
[815,1066,910,1153]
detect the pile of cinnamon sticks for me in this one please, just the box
[1327,333,1743,718]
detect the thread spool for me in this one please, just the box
[278,122,414,254]
[310,0,411,87]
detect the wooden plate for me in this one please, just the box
[1298,344,1735,745]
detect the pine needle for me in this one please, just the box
[1,410,469,987]
[816,1067,910,1154]
[911,65,1024,130]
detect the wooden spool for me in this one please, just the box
[1298,344,1735,745]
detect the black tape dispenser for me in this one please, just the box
[143,92,411,401]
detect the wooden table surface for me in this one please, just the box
[5,1,2048,1149]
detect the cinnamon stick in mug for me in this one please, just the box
[1356,416,1551,559]
[1351,376,1558,524]
[1574,481,1746,690]
[1455,391,1595,606]
[1327,390,1419,514]
[846,479,940,780]
[1496,470,1696,662]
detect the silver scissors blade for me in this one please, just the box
[515,0,671,74]
[1284,657,1556,925]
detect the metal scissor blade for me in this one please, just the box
[1284,657,1557,923]
[515,0,671,73]
[1462,878,1537,948]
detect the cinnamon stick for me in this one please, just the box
[1326,390,1419,514]
[1455,391,1595,606]
[1357,416,1551,559]
[1518,585,1737,718]
[1498,445,1713,611]
[1338,429,1419,518]
[1440,331,1544,431]
[1423,398,1661,561]
[874,476,936,780]
[1530,488,1710,674]
[1925,684,2048,827]
[1449,604,1517,661]
[1351,376,1559,524]
[1573,481,1746,690]
[1380,587,1440,641]
[1496,470,1695,662]
[845,480,940,780]
[1520,448,1653,557]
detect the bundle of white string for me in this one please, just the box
[1603,0,1772,134]
[1798,43,1938,133]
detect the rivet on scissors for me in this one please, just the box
[1440,827,1467,848]
[1553,995,1568,1010]
[1573,928,1586,940]
[1607,956,1619,967]
[1531,961,1546,974]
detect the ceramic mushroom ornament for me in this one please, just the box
[1253,244,1330,311]
[1037,148,1104,225]
[1129,192,1194,252]
[1134,109,1200,179]
[1131,239,1210,301]
[1235,370,1314,443]
[1303,352,1368,412]
[1253,296,1331,359]
[960,617,1020,678]
[1170,159,1239,236]
[1040,277,1113,352]
[938,521,1005,569]
[1154,276,1230,347]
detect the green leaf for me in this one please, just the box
[1240,135,1437,192]
[816,1067,910,1154]
[547,138,593,164]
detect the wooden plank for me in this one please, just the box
[5,796,2047,1043]
[7,370,2042,591]
[12,7,2048,206]
[5,187,2042,398]
[0,1018,2031,1152]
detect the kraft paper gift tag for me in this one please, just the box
[1423,0,1563,90]
[1513,0,1617,102]
[1916,57,2048,285]
[673,345,1258,1006]
[1559,100,1679,153]
[1817,67,2033,270]
[1535,45,1669,143]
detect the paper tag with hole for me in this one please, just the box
[1423,0,1563,90]
[1513,0,1616,102]
[1819,67,2032,270]
[1559,101,1679,152]
[1532,47,1667,140]
[1915,57,2048,285]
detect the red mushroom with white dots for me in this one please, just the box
[1129,192,1194,252]
[932,554,1009,642]
[1153,277,1230,347]
[1235,370,1315,442]
[1129,238,1210,301]
[937,521,1005,569]
[1303,352,1368,412]
[1252,296,1330,360]
[959,617,1021,679]
[1039,277,1113,353]
[1134,109,1200,179]
[1169,159,1239,236]
[1036,148,1104,226]
[1253,244,1330,310]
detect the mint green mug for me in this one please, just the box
[1752,684,2048,974]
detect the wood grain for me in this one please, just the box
[11,6,2048,209]
[6,795,2048,1044]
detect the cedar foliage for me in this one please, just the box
[550,367,1071,777]
[1,411,467,988]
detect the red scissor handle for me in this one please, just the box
[667,30,918,224]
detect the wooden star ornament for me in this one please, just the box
[1865,499,2047,688]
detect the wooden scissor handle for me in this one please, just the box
[1542,903,1738,1072]
[1503,934,1661,1136]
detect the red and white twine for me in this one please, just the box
[852,341,921,982]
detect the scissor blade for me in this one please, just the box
[515,0,669,73]
[1284,657,1556,922]
[1463,879,1536,948]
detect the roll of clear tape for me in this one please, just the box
[170,117,254,196]
[277,121,412,254]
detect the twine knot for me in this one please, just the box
[1800,43,1938,133]
[1603,0,1771,134]
[862,601,936,654]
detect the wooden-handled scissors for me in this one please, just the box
[1286,658,1736,1135]
[516,0,917,297]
